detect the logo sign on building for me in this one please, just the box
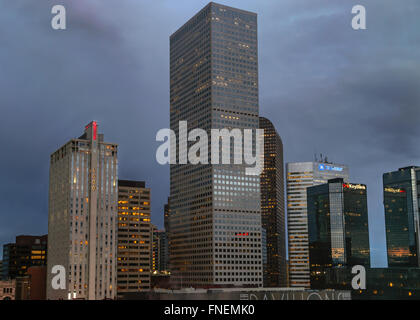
[318,164,344,172]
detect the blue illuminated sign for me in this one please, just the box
[318,164,343,172]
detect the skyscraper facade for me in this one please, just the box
[47,121,118,300]
[259,117,286,287]
[383,166,420,267]
[170,2,262,288]
[286,161,349,288]
[307,178,370,289]
[117,180,151,298]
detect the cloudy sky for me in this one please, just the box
[0,0,419,266]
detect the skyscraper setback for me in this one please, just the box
[169,2,262,288]
[286,161,349,288]
[47,121,118,300]
[259,117,287,287]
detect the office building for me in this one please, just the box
[2,235,47,280]
[164,199,170,233]
[286,161,349,287]
[151,226,159,273]
[164,199,171,273]
[259,117,287,287]
[383,166,420,267]
[152,226,169,273]
[170,2,262,287]
[307,178,370,289]
[117,180,151,298]
[47,121,118,300]
[152,228,169,273]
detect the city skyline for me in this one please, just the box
[1,0,420,270]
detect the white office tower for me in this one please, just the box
[47,121,118,300]
[286,161,349,288]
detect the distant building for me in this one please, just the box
[47,121,118,300]
[0,279,15,300]
[15,276,30,300]
[307,178,370,289]
[164,199,170,233]
[286,161,349,288]
[27,266,47,300]
[152,227,169,273]
[259,117,287,287]
[383,166,420,267]
[164,199,171,273]
[117,180,151,298]
[2,235,47,280]
[0,261,3,280]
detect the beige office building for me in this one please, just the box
[117,180,151,298]
[47,121,118,300]
[286,161,349,288]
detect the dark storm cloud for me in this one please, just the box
[1,0,419,266]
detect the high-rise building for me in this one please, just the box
[259,117,286,287]
[383,166,420,267]
[307,178,370,289]
[164,199,170,233]
[164,199,171,273]
[2,235,47,281]
[169,2,262,288]
[117,180,151,298]
[151,228,169,273]
[47,121,118,300]
[286,161,349,288]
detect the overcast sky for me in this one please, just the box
[1,0,419,267]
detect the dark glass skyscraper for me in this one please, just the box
[307,178,370,289]
[2,235,47,281]
[259,117,286,287]
[383,166,420,267]
[170,2,262,288]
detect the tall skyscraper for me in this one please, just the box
[259,117,287,287]
[383,166,420,267]
[47,121,118,300]
[2,235,47,281]
[170,2,262,288]
[286,161,349,288]
[307,178,370,289]
[117,180,151,298]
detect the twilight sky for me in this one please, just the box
[1,0,419,267]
